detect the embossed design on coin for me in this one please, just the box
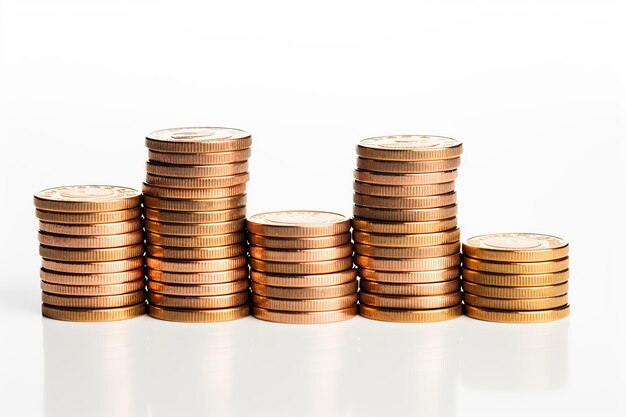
[468,233,567,250]
[36,186,139,202]
[249,210,347,226]
[148,127,250,142]
[359,135,460,149]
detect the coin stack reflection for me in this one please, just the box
[462,233,570,323]
[247,211,357,324]
[352,135,463,322]
[142,127,251,322]
[35,186,145,321]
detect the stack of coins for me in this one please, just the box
[35,185,145,321]
[352,135,463,322]
[462,233,570,323]
[142,127,251,322]
[247,211,357,324]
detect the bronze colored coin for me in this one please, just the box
[252,293,357,312]
[252,306,357,324]
[142,194,247,211]
[146,255,247,272]
[357,157,461,173]
[148,148,251,165]
[41,257,143,274]
[359,304,462,323]
[356,135,462,161]
[42,303,146,322]
[461,281,569,299]
[36,207,141,224]
[252,281,357,299]
[352,217,457,234]
[144,219,245,236]
[148,291,249,309]
[360,279,461,296]
[38,219,142,236]
[249,243,353,263]
[354,242,460,258]
[147,267,248,284]
[40,268,144,286]
[145,173,249,189]
[462,233,569,262]
[148,304,250,322]
[463,293,569,311]
[38,230,144,249]
[39,244,144,262]
[461,268,570,287]
[42,290,146,308]
[146,243,247,260]
[148,279,249,296]
[247,210,351,237]
[250,269,357,288]
[145,127,251,153]
[146,231,246,248]
[248,233,351,249]
[354,192,457,209]
[146,161,249,178]
[141,183,246,199]
[354,181,455,197]
[353,205,457,222]
[353,228,460,247]
[463,304,570,323]
[355,254,460,271]
[34,185,141,213]
[354,169,458,185]
[41,279,145,296]
[144,207,246,223]
[462,256,569,274]
[360,291,461,309]
[250,257,353,274]
[358,267,460,283]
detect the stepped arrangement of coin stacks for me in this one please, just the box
[352,135,463,322]
[461,233,570,323]
[247,211,358,324]
[35,185,146,321]
[142,127,251,322]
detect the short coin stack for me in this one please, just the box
[462,233,570,323]
[247,211,357,324]
[352,135,463,322]
[142,127,251,322]
[35,185,145,321]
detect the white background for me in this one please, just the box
[1,0,625,416]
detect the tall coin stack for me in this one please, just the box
[35,185,146,321]
[247,211,358,324]
[462,233,570,323]
[142,127,251,322]
[352,135,463,322]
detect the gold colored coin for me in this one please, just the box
[142,183,246,199]
[146,231,246,248]
[41,279,145,296]
[146,243,247,260]
[252,293,357,312]
[252,306,357,324]
[356,135,462,161]
[146,255,248,272]
[144,219,245,236]
[148,148,251,165]
[145,173,249,189]
[461,280,569,299]
[354,192,457,209]
[143,194,247,211]
[42,290,146,308]
[252,281,357,299]
[250,269,357,288]
[463,304,571,323]
[146,161,249,178]
[39,244,144,262]
[148,279,249,296]
[148,291,249,309]
[352,217,457,234]
[145,127,251,153]
[354,181,455,197]
[249,243,353,263]
[463,293,568,311]
[353,228,460,247]
[148,304,250,322]
[144,207,246,223]
[41,257,144,274]
[40,268,144,286]
[246,210,351,237]
[355,253,461,271]
[36,208,141,224]
[34,185,141,212]
[357,157,461,173]
[359,304,462,323]
[358,267,460,283]
[38,230,144,248]
[250,257,353,274]
[42,303,146,322]
[353,205,457,222]
[462,233,569,262]
[461,268,570,287]
[147,267,248,284]
[354,242,460,258]
[360,279,461,296]
[359,291,461,309]
[462,256,569,274]
[248,232,351,249]
[354,169,458,185]
[38,219,142,236]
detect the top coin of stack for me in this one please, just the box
[352,135,463,322]
[462,233,570,323]
[35,185,146,322]
[142,127,251,323]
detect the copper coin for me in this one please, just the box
[354,253,461,271]
[353,169,458,185]
[147,279,249,296]
[148,304,250,322]
[40,268,144,286]
[142,183,246,199]
[353,228,460,247]
[148,291,250,309]
[42,290,146,308]
[353,205,457,222]
[38,219,142,236]
[359,304,462,323]
[461,280,569,299]
[354,181,455,197]
[252,293,357,312]
[248,233,351,249]
[353,192,457,209]
[34,185,141,213]
[41,257,144,274]
[39,244,144,262]
[146,255,248,272]
[360,279,460,296]
[146,231,246,248]
[462,256,570,274]
[357,157,461,173]
[249,243,353,263]
[356,135,462,161]
[41,279,145,296]
[359,291,461,309]
[354,242,460,258]
[247,210,351,237]
[463,304,570,323]
[148,148,251,165]
[147,267,249,284]
[252,306,357,324]
[462,293,569,311]
[42,303,146,322]
[462,233,569,262]
[250,257,353,274]
[146,243,247,260]
[38,230,144,248]
[36,208,141,224]
[461,268,570,287]
[145,127,251,153]
[250,269,357,288]
[358,267,460,283]
[142,194,247,211]
[144,218,245,236]
[252,281,357,299]
[145,173,249,189]
[352,217,457,234]
[146,161,249,178]
[143,207,246,223]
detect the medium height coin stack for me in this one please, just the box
[35,186,146,321]
[247,211,358,324]
[142,127,251,322]
[352,135,463,322]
